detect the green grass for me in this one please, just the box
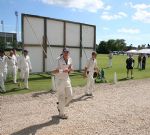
[1,72,86,95]
[1,54,150,95]
[97,54,150,82]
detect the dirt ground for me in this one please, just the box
[1,78,150,135]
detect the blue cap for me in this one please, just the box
[23,49,28,53]
[63,48,69,52]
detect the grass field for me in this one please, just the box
[1,54,150,95]
[98,54,150,82]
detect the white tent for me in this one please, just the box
[138,49,150,54]
[126,50,138,54]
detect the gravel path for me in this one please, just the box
[1,78,150,135]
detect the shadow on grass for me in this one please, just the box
[118,77,131,81]
[11,115,60,135]
[0,88,25,94]
[102,67,110,69]
[5,80,14,83]
[29,77,50,81]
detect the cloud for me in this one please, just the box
[127,2,150,10]
[102,27,109,30]
[101,11,127,20]
[117,28,140,34]
[41,0,105,12]
[127,2,150,23]
[104,5,111,11]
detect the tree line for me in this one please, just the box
[96,39,150,54]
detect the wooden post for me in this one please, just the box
[64,22,66,48]
[43,18,47,72]
[79,24,82,71]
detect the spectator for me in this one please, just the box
[142,55,146,70]
[137,54,142,69]
[126,54,135,79]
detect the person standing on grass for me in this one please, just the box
[52,48,73,119]
[12,48,20,72]
[137,54,142,69]
[108,51,113,68]
[7,50,17,83]
[126,54,135,79]
[0,50,8,92]
[142,55,146,70]
[84,51,99,96]
[3,52,8,82]
[18,50,32,89]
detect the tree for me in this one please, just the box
[97,41,107,54]
[96,39,127,54]
[115,39,126,51]
[141,44,146,49]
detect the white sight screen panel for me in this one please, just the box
[46,47,63,71]
[46,48,80,71]
[23,15,95,72]
[47,20,64,46]
[69,48,80,70]
[24,46,43,72]
[82,25,94,48]
[81,49,93,69]
[24,17,44,45]
[66,23,80,47]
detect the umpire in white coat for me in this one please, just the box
[52,48,73,119]
[84,51,98,96]
[0,50,7,92]
[18,50,32,89]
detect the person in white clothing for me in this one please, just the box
[12,48,20,61]
[84,51,98,96]
[7,50,17,83]
[0,50,8,92]
[108,51,113,68]
[18,50,32,89]
[3,52,8,82]
[51,54,63,93]
[52,48,73,119]
[12,48,20,72]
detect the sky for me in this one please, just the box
[0,0,150,47]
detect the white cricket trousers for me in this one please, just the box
[0,73,5,91]
[3,70,7,82]
[57,78,73,115]
[8,66,17,83]
[85,72,94,94]
[51,76,57,91]
[109,59,112,67]
[20,68,29,89]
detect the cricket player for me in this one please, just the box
[108,51,113,68]
[0,50,7,92]
[3,52,8,82]
[84,51,98,96]
[52,48,73,119]
[126,54,135,79]
[18,50,32,89]
[12,48,20,70]
[7,50,17,83]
